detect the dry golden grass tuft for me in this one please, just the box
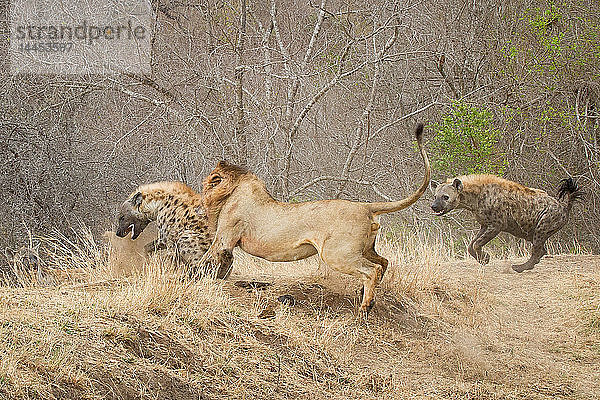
[0,228,599,399]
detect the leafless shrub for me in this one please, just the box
[0,0,598,253]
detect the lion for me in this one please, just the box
[199,124,431,314]
[431,175,582,272]
[115,181,230,276]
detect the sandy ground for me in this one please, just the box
[0,253,598,399]
[227,254,600,399]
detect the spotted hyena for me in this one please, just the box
[115,181,232,277]
[431,175,582,272]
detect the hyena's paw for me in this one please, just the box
[479,252,491,265]
[144,241,157,255]
[512,263,534,273]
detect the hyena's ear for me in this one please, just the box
[216,160,234,169]
[430,180,440,192]
[131,192,143,208]
[452,178,463,192]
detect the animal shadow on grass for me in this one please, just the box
[239,281,424,330]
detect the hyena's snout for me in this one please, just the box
[431,200,443,213]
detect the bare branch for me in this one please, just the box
[374,101,439,136]
[270,0,291,76]
[234,0,248,166]
[436,54,459,99]
[336,14,400,198]
[285,0,327,123]
[289,175,393,201]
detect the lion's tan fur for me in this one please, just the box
[202,163,255,234]
[201,125,430,312]
[104,226,156,276]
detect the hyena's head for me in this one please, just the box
[431,178,463,216]
[115,191,152,240]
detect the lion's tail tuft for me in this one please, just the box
[415,123,424,143]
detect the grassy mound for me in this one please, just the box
[0,231,598,399]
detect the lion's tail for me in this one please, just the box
[558,177,583,207]
[367,123,431,216]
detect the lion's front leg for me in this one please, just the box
[189,249,232,279]
[200,223,242,279]
[196,244,225,278]
[215,249,234,279]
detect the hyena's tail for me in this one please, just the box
[557,177,584,205]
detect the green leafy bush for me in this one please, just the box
[430,101,505,177]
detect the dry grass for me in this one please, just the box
[0,228,599,399]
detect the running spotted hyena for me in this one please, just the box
[431,175,582,272]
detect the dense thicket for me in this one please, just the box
[1,0,598,252]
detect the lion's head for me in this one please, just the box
[201,161,252,232]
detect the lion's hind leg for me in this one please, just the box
[321,250,383,315]
[357,258,385,315]
[364,246,389,282]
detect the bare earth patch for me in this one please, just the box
[0,254,598,399]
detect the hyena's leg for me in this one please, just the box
[144,237,168,255]
[512,237,548,273]
[468,226,501,265]
[512,209,565,273]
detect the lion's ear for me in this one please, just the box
[216,160,228,168]
[131,192,143,207]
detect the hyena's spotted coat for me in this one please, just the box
[431,175,582,272]
[115,182,230,276]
